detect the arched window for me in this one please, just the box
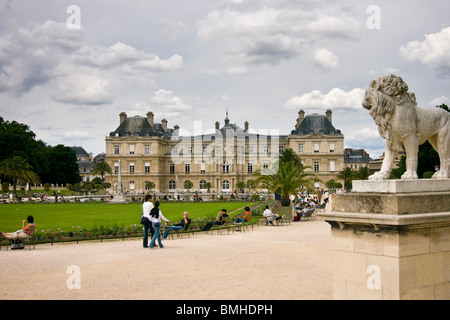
[199,180,207,189]
[168,180,176,190]
[222,180,230,191]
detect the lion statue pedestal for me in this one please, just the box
[362,74,450,180]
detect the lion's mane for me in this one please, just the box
[366,74,417,141]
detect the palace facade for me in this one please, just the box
[104,109,345,194]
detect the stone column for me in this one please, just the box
[318,179,450,300]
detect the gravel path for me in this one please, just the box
[0,220,333,300]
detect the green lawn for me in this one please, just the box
[0,201,253,233]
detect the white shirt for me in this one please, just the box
[263,209,274,220]
[148,209,169,224]
[142,201,154,220]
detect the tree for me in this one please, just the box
[355,166,370,180]
[253,157,317,206]
[0,156,39,195]
[46,145,82,185]
[93,161,113,182]
[145,181,155,192]
[204,182,212,193]
[184,180,193,191]
[337,167,356,190]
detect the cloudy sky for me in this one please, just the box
[0,0,449,159]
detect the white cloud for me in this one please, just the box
[0,21,183,101]
[149,89,192,112]
[346,128,380,142]
[313,48,339,71]
[197,2,361,69]
[428,96,450,106]
[399,27,450,76]
[284,88,365,111]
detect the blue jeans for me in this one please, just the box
[163,226,183,238]
[150,222,163,248]
[143,222,153,248]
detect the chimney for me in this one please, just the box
[120,112,127,125]
[215,121,220,130]
[244,121,249,132]
[147,111,154,128]
[326,109,332,124]
[161,119,168,132]
[296,110,305,129]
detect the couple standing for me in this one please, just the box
[142,194,169,248]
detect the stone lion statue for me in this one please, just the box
[362,74,450,180]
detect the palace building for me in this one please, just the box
[104,109,345,194]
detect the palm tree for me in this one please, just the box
[337,167,357,190]
[253,160,317,206]
[0,156,39,195]
[355,166,370,180]
[93,161,112,182]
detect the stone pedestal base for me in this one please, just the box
[318,179,450,300]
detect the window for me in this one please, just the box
[298,144,303,153]
[185,163,190,174]
[129,145,135,155]
[187,146,193,154]
[248,146,254,153]
[169,163,175,173]
[314,161,320,172]
[223,161,229,173]
[248,162,253,173]
[279,146,284,154]
[314,181,320,190]
[222,180,230,191]
[200,163,206,173]
[114,145,120,155]
[330,160,335,172]
[203,146,208,154]
[129,163,135,174]
[145,162,150,173]
[263,162,269,169]
[172,146,178,154]
[314,143,319,153]
[329,143,335,153]
[200,180,207,189]
[129,181,135,190]
[114,163,119,174]
[145,145,150,155]
[263,145,269,153]
[169,180,176,190]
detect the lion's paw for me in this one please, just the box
[432,171,450,179]
[401,171,419,180]
[369,172,390,180]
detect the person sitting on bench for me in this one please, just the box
[263,206,283,225]
[163,211,192,238]
[202,209,228,231]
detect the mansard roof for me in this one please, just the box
[291,113,341,135]
[110,115,174,138]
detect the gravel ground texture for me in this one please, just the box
[0,219,333,300]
